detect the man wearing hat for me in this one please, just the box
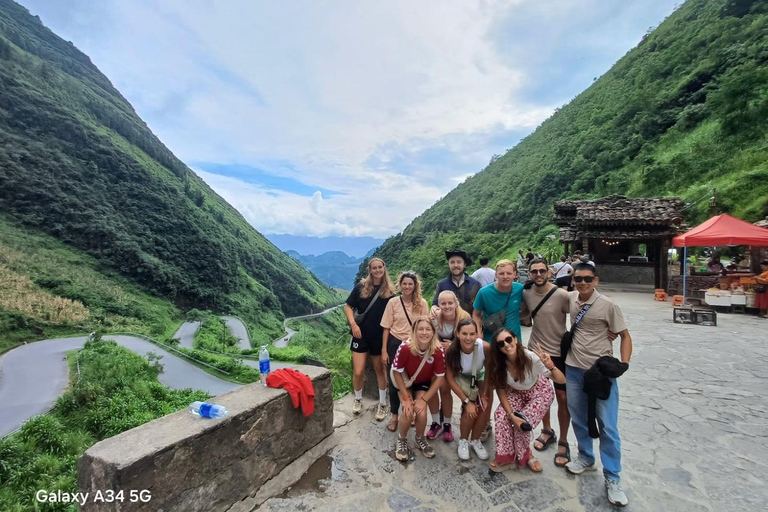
[433,249,482,315]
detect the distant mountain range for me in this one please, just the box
[266,235,384,258]
[286,250,372,290]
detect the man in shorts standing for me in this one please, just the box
[565,263,633,507]
[520,258,572,467]
[552,256,573,290]
[433,249,481,316]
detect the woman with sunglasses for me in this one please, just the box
[392,316,446,461]
[487,327,566,472]
[444,318,492,460]
[381,271,429,431]
[425,290,472,442]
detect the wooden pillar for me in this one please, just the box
[582,238,590,255]
[564,242,570,257]
[660,239,669,290]
[653,241,662,289]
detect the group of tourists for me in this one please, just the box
[344,249,634,507]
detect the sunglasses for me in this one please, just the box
[529,269,548,275]
[496,335,517,346]
[573,276,596,283]
[401,270,417,279]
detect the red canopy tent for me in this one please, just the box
[673,214,768,304]
[673,213,768,246]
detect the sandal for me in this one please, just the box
[387,415,398,432]
[527,456,543,473]
[489,460,514,473]
[534,428,556,451]
[513,412,532,432]
[554,441,571,467]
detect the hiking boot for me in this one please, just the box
[470,439,489,460]
[566,457,597,475]
[479,423,492,443]
[352,399,363,416]
[415,436,435,458]
[374,403,387,421]
[395,437,409,461]
[457,439,470,460]
[606,479,628,506]
[442,423,454,442]
[426,422,442,439]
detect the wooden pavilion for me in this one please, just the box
[554,195,686,289]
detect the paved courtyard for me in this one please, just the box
[258,291,768,511]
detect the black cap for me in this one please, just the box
[445,249,472,266]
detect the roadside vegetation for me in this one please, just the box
[0,215,180,355]
[278,308,353,399]
[0,337,209,512]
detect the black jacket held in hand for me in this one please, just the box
[583,356,629,438]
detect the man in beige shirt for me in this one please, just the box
[564,263,632,507]
[521,258,572,467]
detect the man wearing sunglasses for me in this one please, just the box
[565,263,633,507]
[520,258,572,468]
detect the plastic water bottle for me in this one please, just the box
[259,345,270,386]
[189,401,228,419]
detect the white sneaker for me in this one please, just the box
[606,479,628,507]
[470,439,489,460]
[352,399,363,415]
[566,457,597,475]
[457,439,470,460]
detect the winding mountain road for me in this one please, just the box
[222,316,251,350]
[172,321,201,349]
[0,335,240,438]
[273,304,343,348]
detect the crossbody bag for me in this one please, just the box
[482,290,512,333]
[455,342,481,401]
[352,287,382,326]
[390,347,431,390]
[560,293,600,358]
[531,286,559,320]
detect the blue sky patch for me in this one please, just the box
[193,162,339,198]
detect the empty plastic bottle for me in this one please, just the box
[189,401,228,419]
[259,345,271,386]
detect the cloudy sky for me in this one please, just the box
[20,0,679,239]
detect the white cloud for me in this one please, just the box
[20,0,679,237]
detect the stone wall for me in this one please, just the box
[597,263,655,285]
[77,365,333,512]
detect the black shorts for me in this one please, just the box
[349,336,383,356]
[407,381,431,394]
[555,276,571,289]
[551,355,566,391]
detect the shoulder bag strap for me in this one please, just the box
[356,287,382,323]
[531,286,559,319]
[405,349,431,387]
[570,293,600,333]
[470,342,479,388]
[400,296,413,326]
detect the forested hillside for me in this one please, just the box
[372,0,768,294]
[0,0,338,338]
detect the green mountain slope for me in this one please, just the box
[372,0,768,292]
[0,0,338,338]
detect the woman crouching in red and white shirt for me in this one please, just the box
[391,316,445,461]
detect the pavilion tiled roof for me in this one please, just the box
[555,195,685,226]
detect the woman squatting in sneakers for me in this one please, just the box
[344,257,395,417]
[391,316,446,460]
[381,271,429,431]
[444,318,492,461]
[426,290,471,442]
[487,327,566,473]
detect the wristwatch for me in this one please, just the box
[463,397,470,405]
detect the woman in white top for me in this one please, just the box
[426,290,472,442]
[487,327,566,473]
[444,318,492,461]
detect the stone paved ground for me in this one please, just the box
[258,291,768,511]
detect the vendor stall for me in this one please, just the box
[672,213,768,307]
